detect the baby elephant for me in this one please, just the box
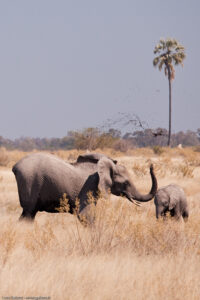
[154,184,189,221]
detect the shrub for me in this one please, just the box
[152,145,164,155]
[0,147,9,166]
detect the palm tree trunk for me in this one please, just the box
[167,68,172,146]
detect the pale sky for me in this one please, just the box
[0,0,199,138]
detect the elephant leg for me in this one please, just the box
[18,189,39,221]
[160,207,169,220]
[182,210,189,222]
[19,208,37,221]
[170,208,175,217]
[78,203,96,226]
[162,211,168,221]
[174,206,181,221]
[156,206,163,219]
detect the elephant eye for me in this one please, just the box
[124,181,129,186]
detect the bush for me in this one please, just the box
[152,145,164,155]
[0,147,9,166]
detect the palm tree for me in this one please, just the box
[153,38,186,146]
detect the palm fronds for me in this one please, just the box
[153,37,185,147]
[153,38,186,80]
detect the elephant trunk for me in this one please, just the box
[131,164,157,202]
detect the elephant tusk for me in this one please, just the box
[132,200,142,207]
[126,194,142,207]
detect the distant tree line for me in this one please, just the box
[1,127,200,151]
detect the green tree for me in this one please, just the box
[153,38,186,146]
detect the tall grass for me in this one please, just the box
[0,148,200,299]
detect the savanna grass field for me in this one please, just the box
[0,147,200,299]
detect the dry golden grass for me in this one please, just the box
[0,148,200,299]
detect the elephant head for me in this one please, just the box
[97,157,157,202]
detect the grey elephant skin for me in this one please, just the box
[154,184,189,221]
[12,152,157,221]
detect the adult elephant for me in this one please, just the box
[12,152,157,221]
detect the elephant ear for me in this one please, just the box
[77,153,117,164]
[97,157,116,193]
